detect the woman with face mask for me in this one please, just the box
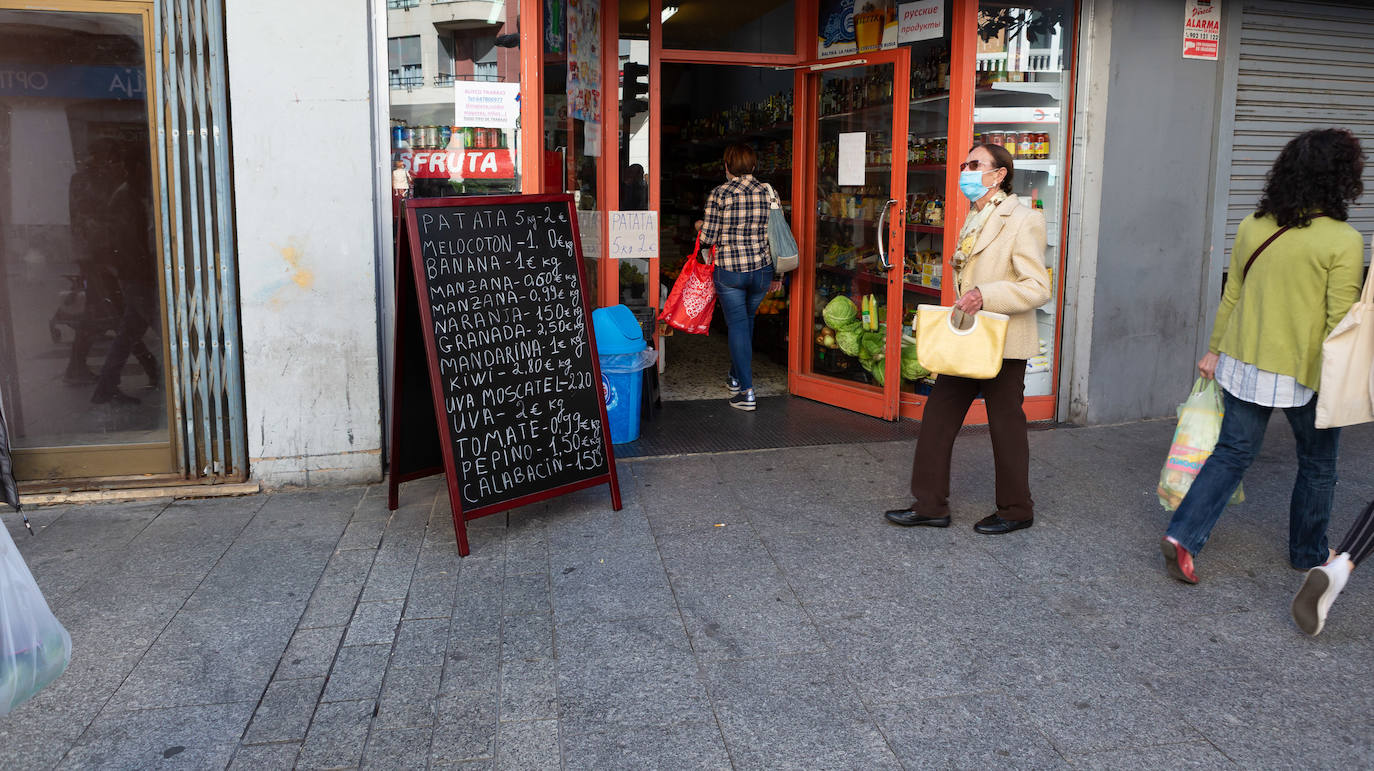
[884,143,1051,535]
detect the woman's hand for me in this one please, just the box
[694,219,704,232]
[1198,352,1219,380]
[953,288,983,315]
[769,279,784,294]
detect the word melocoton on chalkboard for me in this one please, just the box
[389,194,621,557]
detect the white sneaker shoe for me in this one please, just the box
[1292,553,1353,636]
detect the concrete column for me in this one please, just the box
[226,1,384,486]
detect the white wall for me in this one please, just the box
[226,1,383,486]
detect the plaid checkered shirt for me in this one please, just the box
[698,174,772,273]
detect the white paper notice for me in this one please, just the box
[584,121,601,157]
[608,211,659,260]
[898,0,943,44]
[454,81,521,128]
[838,132,866,187]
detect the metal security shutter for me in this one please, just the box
[1222,0,1374,263]
[153,0,247,481]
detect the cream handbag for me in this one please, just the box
[1316,264,1374,429]
[915,307,1010,380]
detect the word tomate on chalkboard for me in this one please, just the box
[389,194,620,556]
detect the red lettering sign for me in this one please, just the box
[399,150,516,180]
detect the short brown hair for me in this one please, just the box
[970,142,1015,194]
[723,143,757,176]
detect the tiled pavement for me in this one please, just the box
[3,416,1374,769]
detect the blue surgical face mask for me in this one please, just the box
[959,170,992,202]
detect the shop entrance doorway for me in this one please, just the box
[655,63,794,402]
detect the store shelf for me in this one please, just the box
[820,103,893,121]
[817,263,940,298]
[908,224,943,234]
[909,91,951,105]
[1012,160,1056,173]
[989,81,1062,100]
[907,164,945,173]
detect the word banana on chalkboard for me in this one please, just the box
[388,194,621,556]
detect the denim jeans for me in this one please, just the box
[713,265,773,391]
[1165,389,1340,570]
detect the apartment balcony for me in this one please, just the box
[430,0,506,30]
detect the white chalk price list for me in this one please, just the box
[418,204,607,508]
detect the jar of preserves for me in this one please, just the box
[1018,132,1035,159]
[986,131,1005,152]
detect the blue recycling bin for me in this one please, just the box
[592,305,655,444]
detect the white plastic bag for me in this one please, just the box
[0,522,71,716]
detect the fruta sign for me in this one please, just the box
[400,149,515,180]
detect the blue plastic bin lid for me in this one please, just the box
[591,304,647,354]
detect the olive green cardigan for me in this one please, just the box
[1208,213,1365,391]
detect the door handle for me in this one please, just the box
[876,198,897,270]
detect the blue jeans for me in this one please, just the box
[1166,389,1340,570]
[713,265,773,391]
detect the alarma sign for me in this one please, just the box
[1182,0,1221,61]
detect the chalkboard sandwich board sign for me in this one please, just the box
[388,194,621,556]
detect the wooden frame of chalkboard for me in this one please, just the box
[388,194,622,556]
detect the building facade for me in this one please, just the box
[0,0,1369,491]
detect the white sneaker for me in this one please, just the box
[1291,553,1352,636]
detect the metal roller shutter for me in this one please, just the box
[1223,0,1374,263]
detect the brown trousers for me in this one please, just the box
[910,359,1033,521]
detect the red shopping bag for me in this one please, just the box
[659,237,716,335]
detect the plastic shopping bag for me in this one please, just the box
[1157,378,1245,511]
[0,522,72,716]
[658,236,716,335]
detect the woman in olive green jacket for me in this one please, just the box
[1162,128,1366,585]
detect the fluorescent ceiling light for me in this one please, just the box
[662,5,679,22]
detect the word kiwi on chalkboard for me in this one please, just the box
[387,194,621,556]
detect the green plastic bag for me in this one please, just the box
[1158,378,1245,511]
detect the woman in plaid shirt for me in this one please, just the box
[694,143,783,411]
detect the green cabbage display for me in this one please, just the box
[822,295,858,330]
[836,326,862,356]
[900,342,929,381]
[858,331,885,364]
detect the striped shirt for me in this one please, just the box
[699,174,772,273]
[1215,353,1314,408]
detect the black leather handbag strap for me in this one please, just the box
[1242,225,1292,280]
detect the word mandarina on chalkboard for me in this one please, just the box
[387,193,621,556]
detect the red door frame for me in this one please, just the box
[520,0,1080,425]
[789,47,912,421]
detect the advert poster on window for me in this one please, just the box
[819,0,899,57]
[544,0,564,55]
[1182,0,1221,60]
[566,0,601,123]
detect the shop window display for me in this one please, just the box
[661,0,795,55]
[385,2,521,199]
[973,2,1072,397]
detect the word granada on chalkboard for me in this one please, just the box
[388,194,621,556]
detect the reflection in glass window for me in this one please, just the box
[387,3,521,197]
[388,35,422,89]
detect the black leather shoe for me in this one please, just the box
[884,509,951,528]
[974,514,1033,534]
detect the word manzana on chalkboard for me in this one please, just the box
[389,194,621,556]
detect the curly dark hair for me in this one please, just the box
[1256,128,1365,227]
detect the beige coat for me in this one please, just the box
[954,194,1052,360]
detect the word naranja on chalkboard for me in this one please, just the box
[388,194,621,556]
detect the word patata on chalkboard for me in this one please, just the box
[388,194,621,556]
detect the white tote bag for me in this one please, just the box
[1316,263,1374,429]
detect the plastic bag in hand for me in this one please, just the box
[659,236,716,335]
[1158,378,1245,511]
[0,522,71,716]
